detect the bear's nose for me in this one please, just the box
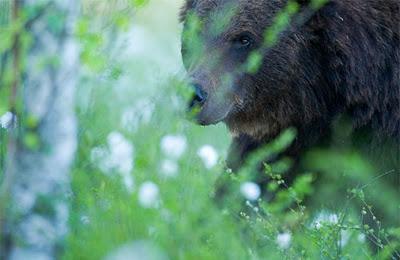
[190,83,208,108]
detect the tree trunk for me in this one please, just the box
[1,0,79,259]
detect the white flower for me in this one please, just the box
[121,99,154,132]
[90,131,135,192]
[80,215,90,225]
[104,240,167,260]
[138,182,159,208]
[90,147,109,171]
[121,107,139,132]
[121,172,134,193]
[107,132,134,174]
[312,211,339,229]
[276,232,292,249]
[357,233,366,243]
[340,230,351,248]
[328,214,339,224]
[160,135,187,159]
[160,159,179,178]
[0,111,15,129]
[240,182,261,201]
[197,145,218,169]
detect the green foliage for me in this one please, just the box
[76,18,106,71]
[181,12,204,69]
[263,1,300,47]
[132,0,149,8]
[246,51,263,74]
[245,0,330,74]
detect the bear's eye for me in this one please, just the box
[232,34,253,49]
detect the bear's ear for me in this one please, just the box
[179,0,196,23]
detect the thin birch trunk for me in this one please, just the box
[1,1,79,259]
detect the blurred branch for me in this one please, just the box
[9,0,20,114]
[0,2,51,92]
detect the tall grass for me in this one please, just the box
[62,1,399,259]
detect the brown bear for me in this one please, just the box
[180,0,399,175]
[180,1,400,244]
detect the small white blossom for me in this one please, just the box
[80,215,90,225]
[328,214,339,224]
[121,99,154,132]
[312,211,339,229]
[358,233,366,243]
[121,107,139,132]
[90,131,135,192]
[0,111,15,129]
[105,240,167,260]
[197,145,218,169]
[240,182,261,201]
[138,182,159,208]
[107,132,134,174]
[340,230,351,248]
[90,147,108,167]
[90,146,113,174]
[276,232,292,249]
[160,159,179,178]
[121,172,134,193]
[160,135,187,159]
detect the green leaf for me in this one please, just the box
[246,51,263,74]
[23,131,40,150]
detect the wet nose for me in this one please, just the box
[190,83,208,107]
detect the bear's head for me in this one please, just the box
[181,0,332,140]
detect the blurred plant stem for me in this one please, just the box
[0,0,79,259]
[0,0,11,25]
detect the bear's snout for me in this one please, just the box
[189,83,208,109]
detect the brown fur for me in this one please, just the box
[181,0,399,172]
